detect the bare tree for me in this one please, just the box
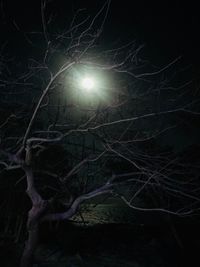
[0,1,200,266]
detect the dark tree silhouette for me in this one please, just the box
[0,1,200,266]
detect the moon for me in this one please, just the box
[81,77,95,92]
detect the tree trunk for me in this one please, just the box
[20,206,42,267]
[20,225,39,267]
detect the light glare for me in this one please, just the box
[81,77,95,91]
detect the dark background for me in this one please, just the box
[1,0,200,64]
[1,0,200,151]
[1,1,200,266]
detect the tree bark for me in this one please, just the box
[20,210,39,267]
[20,156,45,267]
[20,202,47,267]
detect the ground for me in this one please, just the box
[1,204,200,266]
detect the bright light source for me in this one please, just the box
[81,77,95,91]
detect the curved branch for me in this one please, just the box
[23,61,75,146]
[42,183,112,222]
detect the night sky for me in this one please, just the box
[1,0,200,65]
[1,2,200,266]
[1,0,200,151]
